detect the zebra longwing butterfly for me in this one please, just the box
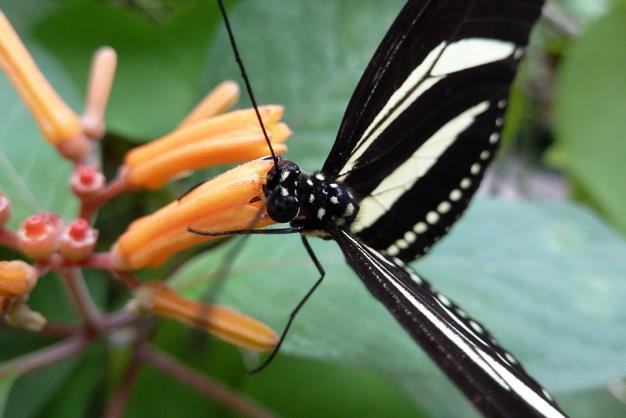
[205,0,568,417]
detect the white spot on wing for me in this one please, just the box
[413,222,428,234]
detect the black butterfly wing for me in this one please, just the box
[330,228,566,418]
[322,0,544,261]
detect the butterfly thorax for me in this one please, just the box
[264,159,359,236]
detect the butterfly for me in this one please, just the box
[200,0,569,416]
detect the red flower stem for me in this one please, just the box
[104,355,141,418]
[0,331,91,378]
[137,345,276,418]
[79,172,128,220]
[0,228,19,250]
[58,267,105,330]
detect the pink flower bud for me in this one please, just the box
[17,213,63,260]
[59,218,98,261]
[70,166,105,200]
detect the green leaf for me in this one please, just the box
[200,0,405,170]
[242,355,425,418]
[0,45,79,227]
[4,357,80,418]
[40,344,104,418]
[550,6,626,234]
[31,0,221,140]
[170,199,626,417]
[0,376,16,418]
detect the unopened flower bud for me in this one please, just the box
[112,159,275,269]
[70,166,105,200]
[135,281,277,351]
[0,193,10,226]
[0,260,37,297]
[59,218,98,261]
[17,212,63,260]
[0,11,83,146]
[6,303,46,332]
[178,81,240,127]
[124,106,290,190]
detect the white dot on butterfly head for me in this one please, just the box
[280,187,289,196]
[426,211,439,224]
[497,99,507,109]
[480,151,491,160]
[280,170,290,181]
[330,196,339,204]
[450,189,462,201]
[308,194,315,203]
[413,222,427,234]
[404,231,416,243]
[471,163,481,175]
[489,133,500,144]
[317,208,326,220]
[460,178,472,189]
[330,183,338,188]
[387,245,399,256]
[315,173,325,181]
[437,201,451,214]
[306,179,314,186]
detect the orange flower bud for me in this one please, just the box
[135,281,277,351]
[82,47,117,139]
[0,11,83,146]
[123,106,290,190]
[17,212,64,260]
[178,81,240,128]
[0,260,37,297]
[59,219,98,261]
[112,158,275,269]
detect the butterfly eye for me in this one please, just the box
[267,194,300,223]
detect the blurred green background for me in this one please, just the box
[1,0,625,417]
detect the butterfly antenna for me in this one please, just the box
[216,0,278,165]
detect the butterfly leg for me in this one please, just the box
[250,234,325,373]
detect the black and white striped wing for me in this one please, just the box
[322,0,544,261]
[331,228,565,418]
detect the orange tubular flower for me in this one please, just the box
[135,281,277,352]
[178,80,240,128]
[0,261,37,297]
[123,105,290,190]
[112,158,275,270]
[0,11,83,148]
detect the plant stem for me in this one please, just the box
[0,331,91,378]
[59,267,105,329]
[104,355,141,418]
[137,345,276,418]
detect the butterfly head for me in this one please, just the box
[264,158,302,223]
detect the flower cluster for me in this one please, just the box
[0,10,286,414]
